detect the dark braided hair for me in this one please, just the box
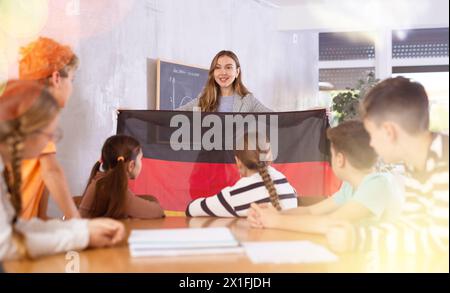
[234,132,281,211]
[257,161,281,211]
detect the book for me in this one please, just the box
[128,227,243,258]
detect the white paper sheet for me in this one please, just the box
[242,241,338,264]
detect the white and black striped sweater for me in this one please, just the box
[186,166,298,217]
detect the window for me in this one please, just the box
[319,31,376,90]
[318,28,449,132]
[392,28,449,133]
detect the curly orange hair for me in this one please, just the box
[19,37,77,81]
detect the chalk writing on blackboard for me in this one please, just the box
[157,60,208,110]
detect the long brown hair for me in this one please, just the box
[0,80,60,257]
[234,132,281,211]
[84,135,141,218]
[198,50,250,112]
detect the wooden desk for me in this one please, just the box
[3,217,448,273]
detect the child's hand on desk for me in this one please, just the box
[326,221,355,253]
[247,204,263,228]
[247,203,280,229]
[88,218,126,248]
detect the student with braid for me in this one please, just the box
[0,80,125,260]
[79,135,165,219]
[186,132,297,217]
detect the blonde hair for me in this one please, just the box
[0,80,59,257]
[234,132,281,211]
[198,50,250,112]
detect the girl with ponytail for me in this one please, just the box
[79,135,164,219]
[186,131,297,217]
[0,80,125,260]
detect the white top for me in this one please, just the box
[187,166,298,217]
[0,157,89,260]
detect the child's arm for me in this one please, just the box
[40,154,80,219]
[309,197,340,215]
[326,201,372,221]
[1,217,125,260]
[248,200,372,234]
[37,190,50,219]
[280,206,309,215]
[282,197,340,216]
[248,203,334,234]
[127,193,165,219]
[186,187,237,217]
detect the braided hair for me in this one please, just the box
[234,132,281,211]
[0,80,59,257]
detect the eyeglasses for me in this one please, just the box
[33,127,64,143]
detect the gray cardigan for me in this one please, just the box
[176,93,272,112]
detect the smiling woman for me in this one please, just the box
[177,51,272,113]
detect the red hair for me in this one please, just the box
[19,37,77,81]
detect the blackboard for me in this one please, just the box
[156,59,209,110]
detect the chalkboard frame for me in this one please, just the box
[156,59,209,110]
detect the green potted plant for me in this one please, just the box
[331,71,379,125]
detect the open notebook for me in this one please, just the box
[128,227,244,257]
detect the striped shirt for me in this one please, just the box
[186,166,298,217]
[354,133,449,255]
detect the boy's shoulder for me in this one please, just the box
[365,173,404,197]
[364,172,394,182]
[360,172,398,191]
[429,132,449,167]
[437,133,448,160]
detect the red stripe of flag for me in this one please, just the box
[129,157,341,211]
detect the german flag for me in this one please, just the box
[117,109,341,211]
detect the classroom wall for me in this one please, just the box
[277,0,450,31]
[42,0,319,216]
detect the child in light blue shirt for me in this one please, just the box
[332,172,403,221]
